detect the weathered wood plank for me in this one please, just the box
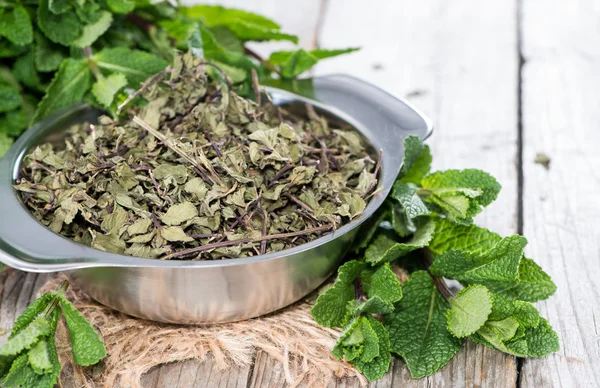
[140,358,252,388]
[520,0,600,386]
[0,270,49,343]
[316,0,519,386]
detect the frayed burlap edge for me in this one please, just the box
[40,274,370,388]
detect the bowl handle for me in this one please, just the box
[311,74,433,141]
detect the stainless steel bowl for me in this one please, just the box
[0,75,432,324]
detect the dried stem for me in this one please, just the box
[244,47,279,74]
[286,194,314,214]
[251,68,261,105]
[118,68,171,115]
[163,224,333,259]
[133,116,222,186]
[259,206,268,255]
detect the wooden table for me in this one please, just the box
[2,0,599,386]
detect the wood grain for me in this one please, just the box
[315,0,519,386]
[0,270,49,343]
[140,358,252,388]
[519,0,600,386]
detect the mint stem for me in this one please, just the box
[43,280,69,319]
[421,249,454,300]
[83,47,102,80]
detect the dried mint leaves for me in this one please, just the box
[15,51,379,261]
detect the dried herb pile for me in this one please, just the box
[15,52,378,260]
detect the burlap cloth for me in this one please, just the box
[38,274,370,387]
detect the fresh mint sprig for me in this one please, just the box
[310,135,559,381]
[0,281,107,388]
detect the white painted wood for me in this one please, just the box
[315,0,519,236]
[316,0,519,386]
[520,0,600,386]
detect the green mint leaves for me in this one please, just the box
[0,3,359,159]
[386,271,462,378]
[446,285,493,337]
[0,282,107,388]
[311,135,558,381]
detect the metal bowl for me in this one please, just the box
[0,75,432,324]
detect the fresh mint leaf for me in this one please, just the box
[8,294,54,339]
[350,296,395,316]
[13,52,44,92]
[430,235,526,284]
[488,293,540,328]
[422,169,501,207]
[486,257,557,302]
[49,0,72,14]
[332,316,379,363]
[1,353,33,387]
[0,110,26,136]
[390,181,430,221]
[360,262,403,304]
[0,66,19,89]
[269,48,359,78]
[0,5,33,46]
[506,318,559,356]
[94,47,168,87]
[0,132,13,158]
[351,316,391,381]
[1,341,59,388]
[311,260,366,328]
[0,39,27,58]
[160,18,197,43]
[385,271,462,378]
[20,94,38,126]
[0,317,51,357]
[182,5,296,43]
[28,340,52,374]
[447,285,492,338]
[0,85,21,113]
[181,5,280,30]
[210,26,244,53]
[399,135,431,184]
[429,218,501,255]
[92,73,127,108]
[268,49,317,79]
[38,0,82,46]
[421,169,501,222]
[425,188,482,223]
[351,204,390,252]
[72,1,103,24]
[57,295,107,366]
[200,26,256,71]
[34,32,67,73]
[390,205,413,237]
[106,0,135,14]
[33,58,92,122]
[225,23,298,44]
[472,317,559,357]
[365,220,435,265]
[72,11,113,48]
